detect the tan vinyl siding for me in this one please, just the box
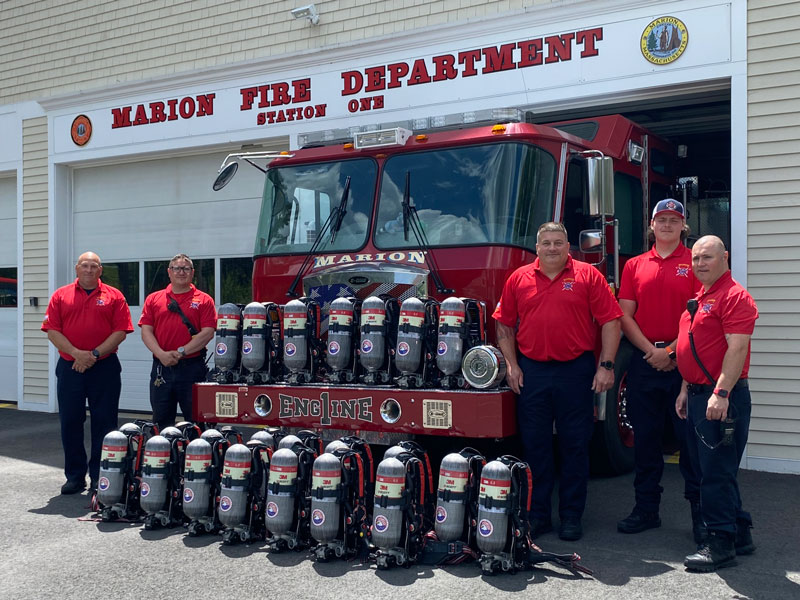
[0,0,558,106]
[22,117,49,405]
[747,0,800,464]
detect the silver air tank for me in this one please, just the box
[435,452,470,542]
[371,456,406,549]
[324,439,348,454]
[476,459,512,554]
[327,297,354,372]
[266,448,299,535]
[96,430,131,506]
[182,437,213,520]
[241,302,267,371]
[250,429,275,450]
[277,434,302,450]
[139,435,171,515]
[215,303,242,371]
[436,297,466,376]
[395,297,425,375]
[218,443,252,528]
[283,299,309,373]
[359,296,387,373]
[310,452,342,544]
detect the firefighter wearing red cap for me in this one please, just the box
[493,222,622,542]
[616,198,702,539]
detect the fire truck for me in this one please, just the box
[194,108,685,475]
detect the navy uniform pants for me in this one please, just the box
[685,383,752,534]
[627,350,701,513]
[517,351,595,521]
[149,356,207,430]
[56,354,121,483]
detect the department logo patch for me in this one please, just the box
[562,278,576,291]
[437,341,448,356]
[676,264,690,277]
[183,488,194,503]
[96,298,105,306]
[98,477,110,491]
[328,340,340,355]
[140,482,150,497]
[361,339,373,354]
[71,114,92,146]
[435,506,448,523]
[219,496,233,512]
[285,342,297,357]
[397,341,410,356]
[266,501,279,518]
[190,301,200,309]
[641,16,688,65]
[702,299,716,314]
[311,509,325,526]
[374,515,389,532]
[242,341,253,355]
[216,342,228,355]
[478,519,494,537]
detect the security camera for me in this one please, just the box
[290,4,319,25]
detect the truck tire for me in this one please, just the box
[589,338,635,476]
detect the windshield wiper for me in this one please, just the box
[401,171,453,294]
[286,176,352,297]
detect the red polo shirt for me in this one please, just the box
[493,256,623,362]
[618,244,701,343]
[676,271,758,384]
[41,279,133,360]
[139,284,216,358]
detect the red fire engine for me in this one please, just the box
[194,108,679,475]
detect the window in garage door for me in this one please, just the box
[0,267,16,307]
[101,262,139,306]
[145,258,215,297]
[221,257,252,304]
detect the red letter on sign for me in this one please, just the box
[341,71,364,96]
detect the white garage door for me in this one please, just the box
[0,175,17,402]
[71,149,274,413]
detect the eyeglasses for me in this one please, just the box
[169,266,193,273]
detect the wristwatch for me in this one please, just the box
[713,387,729,398]
[91,349,100,359]
[177,346,186,357]
[665,345,677,360]
[599,360,615,371]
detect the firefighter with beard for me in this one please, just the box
[493,222,622,541]
[139,254,215,429]
[616,199,702,538]
[676,236,757,572]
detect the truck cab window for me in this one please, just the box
[255,159,377,256]
[375,142,555,251]
[614,173,645,255]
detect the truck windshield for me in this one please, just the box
[375,143,555,251]
[255,158,377,256]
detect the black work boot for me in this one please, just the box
[690,502,706,545]
[617,509,661,534]
[735,519,756,555]
[684,530,736,572]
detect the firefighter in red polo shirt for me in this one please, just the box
[676,235,758,572]
[42,251,133,495]
[493,222,622,541]
[616,199,702,539]
[139,254,216,429]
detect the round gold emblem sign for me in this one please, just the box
[641,16,688,65]
[71,115,92,146]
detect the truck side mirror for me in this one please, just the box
[579,229,603,253]
[586,155,614,217]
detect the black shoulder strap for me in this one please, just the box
[167,297,199,336]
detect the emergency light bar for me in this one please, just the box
[353,127,412,149]
[297,107,526,148]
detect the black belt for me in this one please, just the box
[687,379,748,395]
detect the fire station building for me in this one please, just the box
[1,0,798,473]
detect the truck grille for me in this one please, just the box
[422,399,452,429]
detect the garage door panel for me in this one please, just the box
[74,196,262,259]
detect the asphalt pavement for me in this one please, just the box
[1,405,798,600]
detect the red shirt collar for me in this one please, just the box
[700,270,733,298]
[648,243,686,261]
[166,283,196,296]
[72,278,105,296]
[532,254,573,277]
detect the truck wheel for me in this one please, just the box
[589,338,635,476]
